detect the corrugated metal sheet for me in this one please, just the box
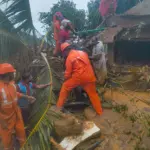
[124,0,150,16]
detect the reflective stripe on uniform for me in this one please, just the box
[1,87,17,106]
[1,99,17,106]
[11,84,16,90]
[11,84,18,101]
[1,88,8,104]
[1,101,13,106]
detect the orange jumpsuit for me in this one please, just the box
[53,19,61,55]
[0,81,26,150]
[57,50,103,115]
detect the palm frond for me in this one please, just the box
[0,29,31,73]
[0,8,33,74]
[0,9,16,33]
[1,0,34,33]
[0,0,39,49]
[21,52,60,150]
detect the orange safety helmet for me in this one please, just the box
[61,42,70,52]
[0,63,16,75]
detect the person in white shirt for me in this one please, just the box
[90,41,107,84]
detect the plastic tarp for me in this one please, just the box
[99,0,117,17]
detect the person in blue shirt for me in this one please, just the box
[17,72,51,126]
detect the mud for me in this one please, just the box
[54,114,83,137]
[74,108,150,150]
[103,88,150,115]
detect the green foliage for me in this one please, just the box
[116,0,143,14]
[129,114,138,123]
[0,0,39,48]
[22,54,60,149]
[39,0,103,32]
[0,9,16,33]
[0,29,31,73]
[39,0,86,31]
[86,0,143,29]
[29,67,53,126]
[1,0,35,34]
[0,5,32,79]
[112,104,128,113]
[0,2,57,149]
[87,0,102,29]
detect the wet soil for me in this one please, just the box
[54,114,83,137]
[0,108,150,150]
[74,108,150,150]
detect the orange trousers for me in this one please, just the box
[57,78,103,115]
[0,110,26,150]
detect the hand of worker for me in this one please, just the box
[47,82,53,86]
[35,82,52,89]
[44,83,52,86]
[27,96,36,104]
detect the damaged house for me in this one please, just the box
[85,0,150,91]
[81,1,150,132]
[108,0,150,66]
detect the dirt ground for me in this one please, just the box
[75,108,150,150]
[0,108,150,150]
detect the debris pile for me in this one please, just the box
[54,114,83,137]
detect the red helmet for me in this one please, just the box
[61,42,70,52]
[0,63,16,75]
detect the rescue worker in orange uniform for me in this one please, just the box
[0,63,35,150]
[53,12,62,55]
[53,12,75,55]
[56,43,103,115]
